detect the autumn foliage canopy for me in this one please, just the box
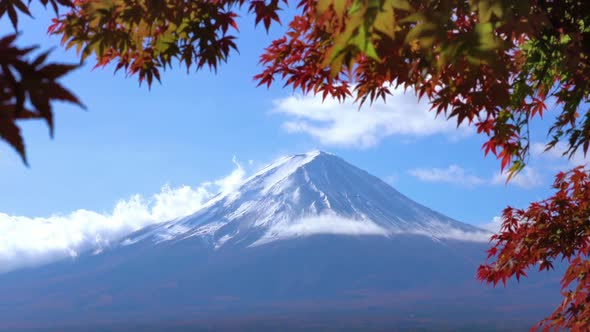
[2,0,590,330]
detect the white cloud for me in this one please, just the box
[409,164,543,189]
[0,158,247,273]
[213,156,246,194]
[408,165,485,187]
[253,212,491,246]
[274,215,389,236]
[273,88,472,148]
[480,216,503,233]
[252,213,392,246]
[491,167,543,189]
[385,173,399,184]
[531,141,589,167]
[408,228,492,243]
[148,184,214,222]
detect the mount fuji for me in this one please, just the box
[126,150,488,248]
[0,151,561,331]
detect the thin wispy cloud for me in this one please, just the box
[409,165,543,189]
[212,156,246,194]
[273,88,472,148]
[408,165,485,187]
[254,213,390,246]
[253,212,491,246]
[480,216,504,233]
[531,141,589,167]
[491,167,543,189]
[0,158,247,273]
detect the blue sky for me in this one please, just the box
[0,2,586,270]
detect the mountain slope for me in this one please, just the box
[0,234,562,331]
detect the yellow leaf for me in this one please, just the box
[477,0,504,23]
[316,0,331,15]
[474,22,498,51]
[373,2,396,38]
[391,0,411,11]
[334,0,347,19]
[330,51,346,77]
[404,22,438,48]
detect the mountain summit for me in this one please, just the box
[126,150,488,248]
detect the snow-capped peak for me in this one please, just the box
[237,150,333,194]
[123,151,490,248]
